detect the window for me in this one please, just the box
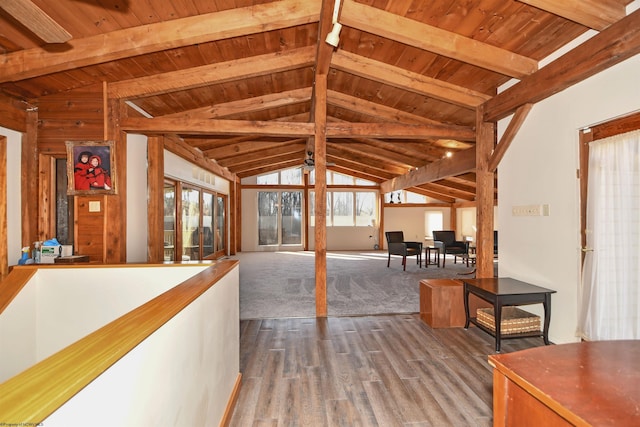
[257,172,278,185]
[309,170,376,186]
[256,167,303,185]
[424,211,444,239]
[310,190,378,227]
[333,192,354,226]
[356,192,376,226]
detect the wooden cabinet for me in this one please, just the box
[419,279,489,328]
[489,341,640,426]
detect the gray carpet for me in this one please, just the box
[231,250,481,319]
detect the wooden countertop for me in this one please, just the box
[489,341,640,426]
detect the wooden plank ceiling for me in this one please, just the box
[0,0,633,202]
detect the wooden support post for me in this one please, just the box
[0,136,7,279]
[147,135,164,263]
[475,105,496,278]
[314,74,328,317]
[21,110,38,248]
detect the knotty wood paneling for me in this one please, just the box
[74,196,106,263]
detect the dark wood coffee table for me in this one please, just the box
[462,277,556,352]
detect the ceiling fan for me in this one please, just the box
[302,151,336,171]
[0,0,72,43]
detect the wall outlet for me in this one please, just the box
[512,204,550,216]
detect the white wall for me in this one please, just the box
[44,265,239,427]
[1,126,23,266]
[164,150,229,195]
[498,51,640,344]
[0,265,209,382]
[126,134,149,262]
[384,206,452,245]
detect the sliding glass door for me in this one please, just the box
[163,181,227,261]
[258,191,302,248]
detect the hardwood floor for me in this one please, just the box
[229,314,546,426]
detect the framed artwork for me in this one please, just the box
[66,140,117,195]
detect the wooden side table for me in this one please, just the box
[462,277,556,352]
[423,246,440,268]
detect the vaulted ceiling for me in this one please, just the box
[0,0,636,202]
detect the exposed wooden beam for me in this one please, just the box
[306,0,336,158]
[217,143,305,168]
[315,0,339,76]
[380,147,476,193]
[205,140,305,159]
[236,159,303,178]
[326,122,475,141]
[488,103,533,172]
[328,165,384,183]
[0,0,320,83]
[122,116,474,141]
[327,90,450,125]
[331,50,491,108]
[110,48,315,99]
[121,117,315,137]
[0,0,71,43]
[518,0,626,31]
[327,145,410,176]
[340,0,538,78]
[163,135,235,181]
[484,8,640,122]
[415,182,475,201]
[403,186,456,203]
[327,141,414,169]
[164,88,312,119]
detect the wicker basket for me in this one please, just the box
[476,307,540,335]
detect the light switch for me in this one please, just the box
[89,201,101,212]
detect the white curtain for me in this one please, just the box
[578,129,640,340]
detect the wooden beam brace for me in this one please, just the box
[379,147,476,193]
[484,8,640,122]
[341,0,537,78]
[0,0,320,83]
[488,103,533,172]
[517,0,625,31]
